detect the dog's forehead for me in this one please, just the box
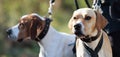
[74,8,96,17]
[30,13,45,20]
[21,15,28,19]
[20,13,45,20]
[20,15,30,23]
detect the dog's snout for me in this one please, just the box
[74,24,81,30]
[6,29,12,35]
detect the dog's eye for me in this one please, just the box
[85,16,91,20]
[19,23,25,29]
[73,17,77,19]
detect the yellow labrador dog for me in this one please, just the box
[68,8,112,57]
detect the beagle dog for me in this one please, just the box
[68,8,112,57]
[6,13,75,57]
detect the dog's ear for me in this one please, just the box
[95,11,108,30]
[68,18,73,30]
[30,16,44,40]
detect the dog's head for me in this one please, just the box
[6,13,46,42]
[68,8,108,38]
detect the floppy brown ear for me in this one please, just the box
[30,16,43,40]
[30,19,38,40]
[95,11,108,30]
[68,18,73,30]
[68,20,72,29]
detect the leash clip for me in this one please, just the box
[48,0,55,18]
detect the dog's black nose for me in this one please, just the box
[74,24,81,30]
[6,29,12,35]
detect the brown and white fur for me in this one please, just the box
[6,13,75,57]
[68,8,112,57]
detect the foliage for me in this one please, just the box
[0,0,91,57]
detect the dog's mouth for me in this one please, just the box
[74,23,85,37]
[17,37,31,42]
[74,30,91,41]
[74,30,85,37]
[74,29,91,40]
[17,39,23,42]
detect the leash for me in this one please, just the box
[85,0,91,8]
[48,0,55,18]
[83,34,103,57]
[74,0,92,9]
[93,0,103,13]
[35,0,55,41]
[80,0,103,13]
[74,0,79,9]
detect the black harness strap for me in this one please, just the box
[73,37,77,54]
[73,32,101,53]
[83,34,103,57]
[35,18,52,41]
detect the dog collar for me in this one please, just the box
[83,33,103,57]
[80,31,101,43]
[35,18,52,41]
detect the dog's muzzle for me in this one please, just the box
[6,28,22,42]
[74,24,84,36]
[6,28,15,40]
[6,24,19,41]
[74,24,81,31]
[6,29,12,35]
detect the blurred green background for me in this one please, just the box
[0,0,92,57]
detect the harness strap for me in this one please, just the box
[72,37,77,54]
[83,34,103,57]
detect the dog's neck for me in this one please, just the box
[37,26,66,57]
[37,26,75,57]
[84,30,102,50]
[38,26,58,45]
[76,30,103,57]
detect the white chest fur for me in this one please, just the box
[38,26,75,57]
